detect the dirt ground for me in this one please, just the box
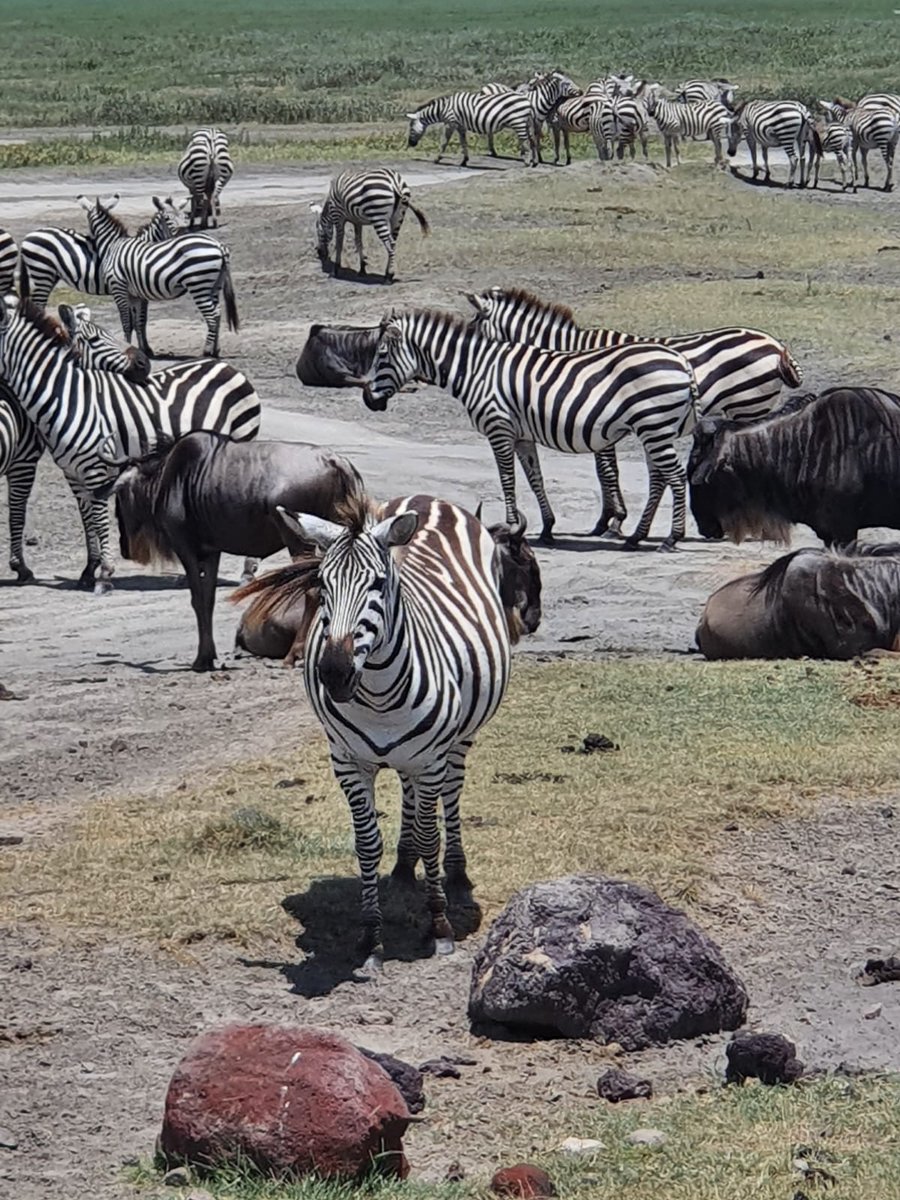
[2,155,899,1198]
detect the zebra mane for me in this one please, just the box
[15,298,72,349]
[495,286,578,325]
[100,207,131,237]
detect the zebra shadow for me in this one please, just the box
[318,262,398,287]
[259,874,483,997]
[728,166,804,190]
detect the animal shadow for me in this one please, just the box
[261,873,482,997]
[319,260,395,286]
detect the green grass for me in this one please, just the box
[1,0,899,128]
[127,1074,900,1199]
[3,658,899,948]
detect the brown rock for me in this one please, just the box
[159,1024,410,1180]
[491,1164,556,1197]
[597,1067,652,1102]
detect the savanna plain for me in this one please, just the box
[2,3,900,1198]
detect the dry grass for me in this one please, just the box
[3,658,900,951]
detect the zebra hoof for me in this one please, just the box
[434,936,456,957]
[621,537,642,552]
[93,578,114,596]
[12,566,35,583]
[357,953,384,979]
[657,541,678,554]
[384,274,394,285]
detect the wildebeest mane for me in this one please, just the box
[230,556,322,652]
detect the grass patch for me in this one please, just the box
[3,658,900,949]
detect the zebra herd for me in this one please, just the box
[403,71,900,190]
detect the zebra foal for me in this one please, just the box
[178,127,233,229]
[313,168,429,283]
[270,491,511,972]
[407,90,537,167]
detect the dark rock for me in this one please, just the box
[491,1164,557,1197]
[419,1053,477,1078]
[445,1161,465,1182]
[159,1024,410,1180]
[468,874,748,1050]
[597,1067,652,1102]
[725,1032,804,1085]
[857,956,900,986]
[358,1048,425,1114]
[580,733,619,754]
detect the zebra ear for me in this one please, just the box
[371,510,418,549]
[474,501,485,522]
[98,193,120,211]
[76,194,93,211]
[276,506,343,551]
[405,112,419,120]
[464,292,488,316]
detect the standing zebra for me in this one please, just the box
[0,229,17,294]
[644,91,732,167]
[549,94,595,164]
[830,98,900,191]
[464,286,803,540]
[178,127,233,229]
[406,91,537,167]
[478,74,580,158]
[271,492,512,972]
[362,308,699,549]
[727,100,814,188]
[811,104,855,190]
[857,93,900,118]
[312,168,429,283]
[589,95,650,161]
[0,391,43,582]
[676,78,737,109]
[79,194,239,358]
[0,298,260,588]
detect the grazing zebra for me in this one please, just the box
[464,287,804,540]
[79,193,239,358]
[0,392,43,582]
[406,91,537,167]
[0,229,17,294]
[549,94,594,164]
[178,127,233,229]
[312,168,429,283]
[272,491,512,972]
[18,196,183,309]
[589,95,650,161]
[811,104,855,190]
[0,299,261,588]
[676,78,737,109]
[362,308,699,549]
[727,100,814,187]
[644,92,732,166]
[830,99,900,191]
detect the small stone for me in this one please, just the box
[0,835,24,847]
[355,1011,394,1026]
[841,865,856,875]
[162,1166,192,1187]
[864,1004,883,1020]
[627,1128,667,1148]
[491,1163,556,1197]
[0,1127,19,1150]
[445,1161,465,1182]
[597,1068,652,1103]
[559,1137,605,1156]
[878,805,894,818]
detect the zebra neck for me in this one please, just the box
[408,318,490,405]
[3,328,108,453]
[91,215,126,258]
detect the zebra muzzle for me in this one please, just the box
[318,636,359,702]
[362,384,388,412]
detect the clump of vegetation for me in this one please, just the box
[187,806,298,854]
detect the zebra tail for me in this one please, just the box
[409,200,430,237]
[221,258,240,333]
[778,346,804,388]
[19,258,32,303]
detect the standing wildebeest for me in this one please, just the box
[295,324,380,387]
[689,388,900,547]
[232,503,542,665]
[697,543,900,660]
[100,433,364,671]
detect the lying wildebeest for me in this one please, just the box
[232,503,542,665]
[689,387,900,546]
[697,542,900,660]
[295,323,379,387]
[98,432,364,671]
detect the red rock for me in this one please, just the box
[159,1025,410,1180]
[491,1164,556,1197]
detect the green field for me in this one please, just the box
[1,0,898,128]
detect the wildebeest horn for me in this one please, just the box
[510,513,527,539]
[474,501,485,522]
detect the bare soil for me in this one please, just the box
[2,156,899,1199]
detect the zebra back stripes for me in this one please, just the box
[465,286,803,539]
[727,99,814,187]
[407,91,537,166]
[80,194,238,358]
[846,103,900,190]
[364,307,699,549]
[314,168,429,282]
[178,127,233,229]
[589,96,650,161]
[284,492,510,968]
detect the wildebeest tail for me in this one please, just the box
[778,346,803,388]
[220,250,240,333]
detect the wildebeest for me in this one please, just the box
[295,323,379,388]
[232,502,542,665]
[696,542,900,660]
[689,387,900,546]
[99,432,364,671]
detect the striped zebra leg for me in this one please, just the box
[333,220,346,276]
[410,764,455,955]
[440,741,474,896]
[351,221,367,275]
[883,139,897,191]
[371,218,398,281]
[514,438,556,543]
[623,447,687,551]
[189,286,223,358]
[486,426,526,531]
[591,448,628,538]
[391,771,418,887]
[74,490,115,590]
[332,757,385,970]
[7,457,39,581]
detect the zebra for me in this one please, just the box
[0,229,17,295]
[676,78,737,109]
[857,93,900,118]
[644,91,732,167]
[589,95,650,161]
[548,94,595,164]
[0,298,261,588]
[78,193,239,358]
[177,127,233,229]
[275,492,511,972]
[832,100,900,191]
[362,308,699,550]
[406,90,537,167]
[478,73,579,158]
[18,196,184,310]
[727,100,814,188]
[811,104,855,190]
[464,286,804,540]
[311,168,429,283]
[0,391,43,582]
